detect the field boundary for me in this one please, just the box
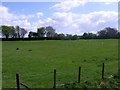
[15,63,105,89]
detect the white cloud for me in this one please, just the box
[50,11,118,34]
[36,12,44,18]
[0,5,15,23]
[0,5,44,32]
[87,0,118,2]
[0,4,118,36]
[27,10,118,35]
[52,0,86,12]
[52,0,118,12]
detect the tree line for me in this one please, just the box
[0,25,27,39]
[0,25,119,40]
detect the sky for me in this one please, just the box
[0,0,118,36]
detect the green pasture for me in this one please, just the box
[2,39,118,88]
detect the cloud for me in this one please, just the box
[0,5,15,23]
[0,4,118,36]
[88,0,118,2]
[52,0,86,12]
[0,5,44,31]
[51,0,118,12]
[36,12,44,18]
[50,11,118,34]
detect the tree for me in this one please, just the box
[46,26,56,37]
[28,31,38,38]
[15,26,20,38]
[32,32,38,38]
[97,27,118,39]
[65,34,73,40]
[56,33,65,40]
[28,31,33,38]
[15,26,27,38]
[82,32,97,39]
[9,26,16,38]
[1,25,16,38]
[37,27,45,38]
[1,25,10,38]
[72,35,80,40]
[105,27,118,38]
[19,28,27,38]
[82,32,88,39]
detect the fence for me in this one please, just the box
[16,74,32,90]
[16,63,105,89]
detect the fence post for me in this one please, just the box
[102,63,104,80]
[16,73,20,90]
[53,69,56,89]
[78,66,81,83]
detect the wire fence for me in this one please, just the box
[16,63,105,89]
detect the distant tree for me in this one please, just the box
[46,26,56,37]
[15,26,21,38]
[28,31,33,38]
[97,27,118,39]
[88,33,97,39]
[72,35,80,40]
[28,31,39,38]
[1,25,10,38]
[33,32,39,38]
[19,28,27,38]
[57,33,65,40]
[65,34,73,40]
[82,33,88,39]
[97,30,107,39]
[37,27,45,37]
[9,26,16,38]
[82,32,96,39]
[1,25,16,38]
[54,33,58,37]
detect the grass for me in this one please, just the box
[2,39,119,88]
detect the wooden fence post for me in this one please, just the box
[16,73,20,90]
[53,69,56,89]
[78,66,81,83]
[102,63,104,80]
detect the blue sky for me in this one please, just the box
[0,0,118,36]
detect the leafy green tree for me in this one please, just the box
[72,35,80,40]
[1,25,16,38]
[37,27,45,37]
[9,26,16,38]
[32,32,38,38]
[82,32,96,39]
[28,31,38,38]
[82,33,88,39]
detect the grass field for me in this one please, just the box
[2,39,119,88]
